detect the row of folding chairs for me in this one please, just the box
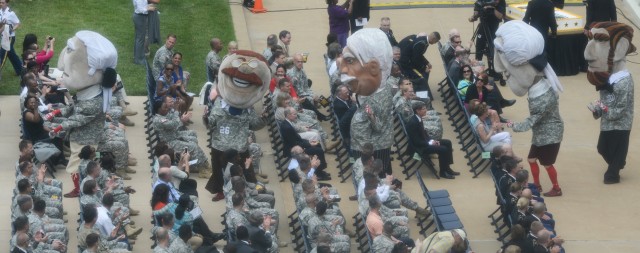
[262,94,292,182]
[393,113,440,180]
[435,42,492,178]
[487,159,514,243]
[327,100,353,183]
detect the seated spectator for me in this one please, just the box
[413,229,467,253]
[153,194,224,245]
[447,46,469,85]
[373,221,415,253]
[272,78,299,108]
[270,66,297,96]
[14,178,61,220]
[22,95,54,143]
[155,63,193,114]
[233,226,255,253]
[526,202,555,234]
[223,41,239,61]
[269,51,286,75]
[534,230,562,253]
[280,107,329,180]
[501,224,533,253]
[152,96,209,173]
[154,152,198,196]
[469,101,512,151]
[169,224,195,252]
[263,34,277,60]
[154,227,171,252]
[366,195,409,239]
[498,156,521,200]
[287,53,329,121]
[84,233,100,253]
[26,36,55,72]
[457,64,473,101]
[78,204,129,252]
[29,198,68,244]
[246,210,287,251]
[406,101,459,179]
[332,84,354,121]
[464,73,515,116]
[227,193,250,237]
[171,52,191,89]
[307,201,351,252]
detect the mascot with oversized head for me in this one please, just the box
[205,50,270,202]
[584,22,636,184]
[46,31,118,174]
[493,21,564,197]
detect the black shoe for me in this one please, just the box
[499,116,509,123]
[502,99,516,107]
[604,176,620,184]
[318,113,330,122]
[499,79,507,86]
[439,172,455,179]
[317,175,332,181]
[447,168,460,176]
[211,233,226,243]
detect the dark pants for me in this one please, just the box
[418,139,454,174]
[193,217,218,246]
[304,145,327,173]
[179,179,198,197]
[0,36,23,75]
[597,130,630,181]
[301,98,325,118]
[132,13,148,65]
[206,148,256,194]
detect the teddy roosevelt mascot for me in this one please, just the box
[44,31,120,190]
[494,21,565,197]
[584,22,636,185]
[205,50,270,202]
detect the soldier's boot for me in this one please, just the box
[125,224,143,238]
[120,116,135,127]
[277,241,288,248]
[415,206,430,218]
[116,169,132,180]
[129,208,140,216]
[119,100,138,116]
[124,166,137,174]
[129,220,136,226]
[325,140,339,151]
[257,172,269,179]
[127,157,138,167]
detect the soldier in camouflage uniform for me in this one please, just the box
[205,97,267,198]
[16,161,62,199]
[361,188,410,239]
[153,35,177,81]
[372,221,401,252]
[227,177,280,231]
[169,225,195,253]
[14,179,62,220]
[12,216,66,253]
[205,38,223,82]
[227,193,250,236]
[78,204,130,252]
[307,202,351,252]
[29,198,69,244]
[153,98,209,176]
[153,227,172,253]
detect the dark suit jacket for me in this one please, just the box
[398,35,429,78]
[384,29,399,46]
[246,224,272,253]
[447,59,462,85]
[523,0,558,39]
[233,240,258,253]
[405,115,432,156]
[585,0,616,29]
[280,120,311,158]
[332,97,353,121]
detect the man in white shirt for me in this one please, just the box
[0,0,23,75]
[132,0,156,64]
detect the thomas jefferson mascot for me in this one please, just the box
[494,21,564,197]
[585,22,636,184]
[205,50,269,202]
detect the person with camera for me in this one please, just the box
[469,0,505,84]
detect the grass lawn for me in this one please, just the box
[0,0,235,95]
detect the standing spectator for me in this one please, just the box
[132,0,156,65]
[523,0,558,49]
[327,0,351,48]
[148,0,161,47]
[263,34,277,60]
[0,0,22,75]
[583,0,616,32]
[350,0,370,34]
[153,34,177,80]
[205,37,223,82]
[398,32,440,97]
[277,30,291,58]
[379,17,398,46]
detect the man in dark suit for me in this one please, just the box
[333,85,355,150]
[350,0,370,34]
[280,107,329,180]
[11,232,30,253]
[523,0,558,48]
[447,46,468,85]
[398,32,441,96]
[380,17,398,46]
[405,101,459,179]
[246,210,276,252]
[234,226,258,253]
[584,0,616,31]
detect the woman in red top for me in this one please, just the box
[269,64,297,98]
[26,36,55,72]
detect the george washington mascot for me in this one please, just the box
[494,21,564,197]
[584,22,636,184]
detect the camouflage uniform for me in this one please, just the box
[307,215,351,252]
[248,141,263,174]
[205,50,221,82]
[152,110,208,168]
[16,173,62,198]
[169,238,194,253]
[28,212,69,243]
[59,96,106,146]
[225,189,280,231]
[395,189,419,210]
[98,126,130,171]
[153,245,171,253]
[511,80,564,147]
[372,233,396,253]
[153,45,174,81]
[358,195,410,239]
[78,224,129,252]
[351,80,394,173]
[287,67,314,99]
[208,99,267,153]
[226,208,249,235]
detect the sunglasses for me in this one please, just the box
[463,69,472,73]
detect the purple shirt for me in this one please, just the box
[327,5,350,34]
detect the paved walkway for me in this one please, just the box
[1,0,639,252]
